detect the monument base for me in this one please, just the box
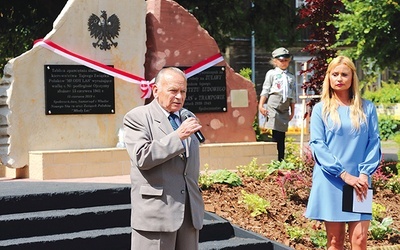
[0,142,277,180]
[199,142,277,171]
[0,165,29,179]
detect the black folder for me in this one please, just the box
[342,184,373,214]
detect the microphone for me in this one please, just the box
[180,109,206,143]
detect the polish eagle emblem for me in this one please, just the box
[87,10,120,50]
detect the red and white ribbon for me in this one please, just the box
[184,53,224,78]
[34,39,224,99]
[34,39,154,98]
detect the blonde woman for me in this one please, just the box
[305,56,381,249]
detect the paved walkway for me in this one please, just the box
[0,174,130,184]
[381,140,398,161]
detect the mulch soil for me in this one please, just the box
[202,172,400,249]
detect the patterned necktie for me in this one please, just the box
[168,113,179,130]
[169,113,186,157]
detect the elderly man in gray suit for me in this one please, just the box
[123,67,204,250]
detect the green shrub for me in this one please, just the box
[369,217,396,240]
[363,80,400,104]
[239,190,270,217]
[378,115,400,141]
[372,202,386,221]
[285,225,306,242]
[309,229,327,248]
[369,201,400,240]
[212,169,242,187]
[266,160,297,174]
[199,164,215,189]
[386,175,400,194]
[253,115,267,141]
[284,137,303,168]
[285,223,326,248]
[239,67,252,81]
[237,158,269,180]
[284,137,315,172]
[199,167,242,189]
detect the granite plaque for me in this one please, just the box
[183,66,227,113]
[44,65,115,115]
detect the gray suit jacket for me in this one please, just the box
[123,100,204,232]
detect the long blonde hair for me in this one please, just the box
[321,56,366,131]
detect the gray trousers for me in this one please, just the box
[131,197,199,250]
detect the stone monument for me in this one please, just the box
[0,0,146,178]
[0,0,273,180]
[145,0,258,143]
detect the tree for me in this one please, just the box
[297,0,343,100]
[0,0,67,73]
[0,0,298,76]
[176,0,298,52]
[334,0,400,71]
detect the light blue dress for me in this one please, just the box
[305,100,381,222]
